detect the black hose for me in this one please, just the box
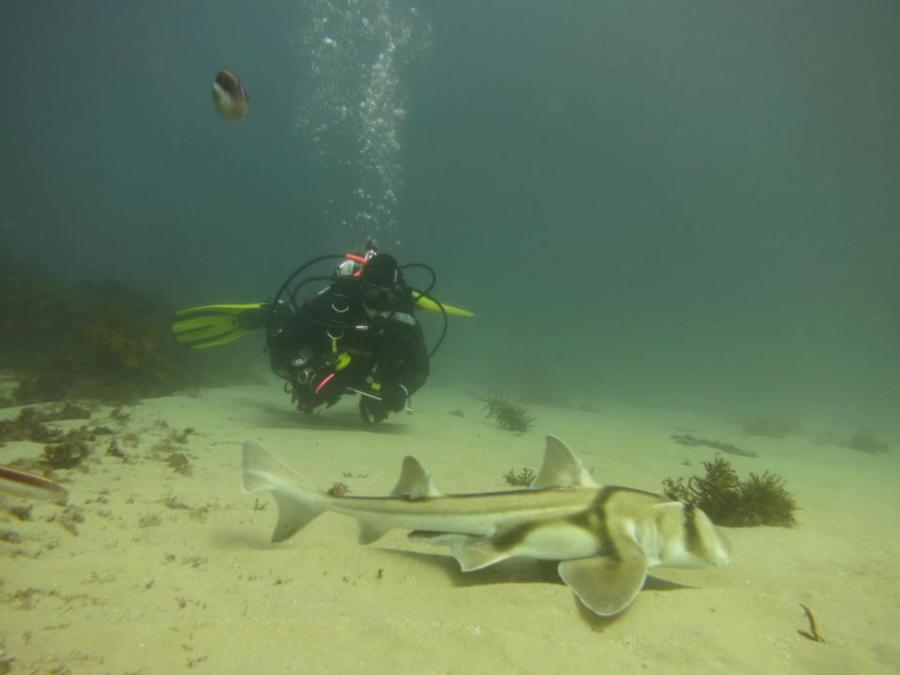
[267,254,348,336]
[400,262,437,297]
[289,275,339,309]
[410,286,448,358]
[270,254,449,357]
[271,253,347,308]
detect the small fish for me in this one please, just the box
[0,463,68,504]
[212,69,249,122]
[242,435,732,617]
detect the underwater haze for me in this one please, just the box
[2,0,899,426]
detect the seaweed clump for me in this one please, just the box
[839,430,891,455]
[148,428,196,476]
[0,274,262,405]
[166,453,193,476]
[327,482,350,497]
[503,467,535,487]
[0,408,64,445]
[485,392,535,432]
[662,455,797,527]
[0,404,94,446]
[41,433,93,470]
[671,433,757,458]
[0,406,103,472]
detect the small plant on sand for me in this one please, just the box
[662,455,797,527]
[840,430,891,455]
[484,391,534,432]
[327,482,350,497]
[503,467,536,487]
[42,434,93,470]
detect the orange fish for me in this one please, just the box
[0,463,68,504]
[212,69,249,122]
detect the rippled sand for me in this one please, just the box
[2,382,898,674]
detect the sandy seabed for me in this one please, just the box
[1,380,899,674]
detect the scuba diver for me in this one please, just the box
[267,246,429,423]
[170,241,473,424]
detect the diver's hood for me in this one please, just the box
[360,253,401,286]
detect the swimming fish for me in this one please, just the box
[0,463,68,504]
[212,69,249,122]
[242,435,731,616]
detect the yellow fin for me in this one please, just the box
[413,292,474,317]
[171,302,269,350]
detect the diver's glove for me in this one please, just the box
[380,383,408,412]
[359,396,388,424]
[358,384,408,424]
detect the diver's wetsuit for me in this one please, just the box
[268,272,429,420]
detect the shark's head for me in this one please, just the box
[653,501,731,569]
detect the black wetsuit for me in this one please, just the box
[268,275,429,416]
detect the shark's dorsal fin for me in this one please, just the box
[532,436,599,489]
[390,456,444,499]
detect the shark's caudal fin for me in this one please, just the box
[532,436,599,489]
[241,440,317,493]
[241,440,324,543]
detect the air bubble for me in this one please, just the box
[296,0,431,236]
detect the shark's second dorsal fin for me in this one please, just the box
[390,456,444,499]
[532,436,599,489]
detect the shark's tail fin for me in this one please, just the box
[242,440,324,543]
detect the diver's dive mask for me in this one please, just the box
[362,282,406,312]
[360,252,407,312]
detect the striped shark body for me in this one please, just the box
[241,436,731,616]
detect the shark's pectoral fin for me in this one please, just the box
[271,492,324,543]
[557,544,648,617]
